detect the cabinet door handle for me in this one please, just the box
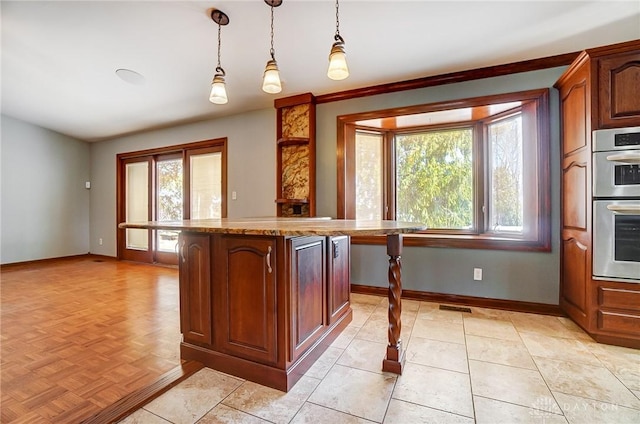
[332,240,340,259]
[266,246,272,274]
[180,241,186,263]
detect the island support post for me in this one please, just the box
[382,233,404,373]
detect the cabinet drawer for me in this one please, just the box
[598,287,640,312]
[598,310,640,335]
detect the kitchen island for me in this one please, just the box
[118,218,424,391]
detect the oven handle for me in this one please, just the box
[606,204,640,214]
[606,152,640,164]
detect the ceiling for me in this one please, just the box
[2,1,639,142]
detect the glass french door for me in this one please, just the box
[117,140,227,265]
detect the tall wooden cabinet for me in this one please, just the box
[556,39,640,348]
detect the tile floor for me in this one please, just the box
[120,294,640,424]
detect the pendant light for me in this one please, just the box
[327,0,349,80]
[262,0,283,94]
[209,9,229,104]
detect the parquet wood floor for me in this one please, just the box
[1,256,181,423]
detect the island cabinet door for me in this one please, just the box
[179,233,212,347]
[288,236,327,363]
[327,236,350,325]
[213,235,279,366]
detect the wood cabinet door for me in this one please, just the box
[214,235,278,366]
[179,233,212,346]
[598,52,640,128]
[289,236,327,362]
[557,61,592,330]
[328,236,350,325]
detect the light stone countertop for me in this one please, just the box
[118,217,425,237]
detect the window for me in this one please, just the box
[117,138,227,264]
[338,89,550,251]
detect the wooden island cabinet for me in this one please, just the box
[555,39,640,348]
[120,218,424,391]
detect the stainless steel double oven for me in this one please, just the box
[592,127,640,281]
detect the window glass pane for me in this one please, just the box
[125,161,149,250]
[488,114,523,233]
[191,152,222,219]
[157,158,183,253]
[395,128,473,229]
[355,132,384,220]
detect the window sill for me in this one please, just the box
[351,233,551,252]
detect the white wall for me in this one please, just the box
[89,109,276,256]
[1,114,90,264]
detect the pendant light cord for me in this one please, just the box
[269,4,276,60]
[334,0,344,43]
[216,23,224,74]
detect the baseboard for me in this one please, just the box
[81,360,204,424]
[0,253,117,270]
[351,284,563,316]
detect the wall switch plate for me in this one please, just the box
[99,238,103,245]
[85,181,91,189]
[473,268,482,281]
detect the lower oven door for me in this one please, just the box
[593,200,640,281]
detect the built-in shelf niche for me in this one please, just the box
[275,93,316,217]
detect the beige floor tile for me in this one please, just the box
[337,338,389,374]
[304,346,343,379]
[465,334,537,370]
[553,392,640,424]
[556,317,593,342]
[355,311,414,344]
[585,342,640,391]
[406,336,468,373]
[143,368,243,424]
[307,364,396,422]
[520,333,602,366]
[469,307,515,321]
[416,303,464,323]
[392,362,474,418]
[510,313,578,339]
[474,396,568,424]
[198,404,271,424]
[378,298,422,312]
[291,402,374,423]
[221,376,319,424]
[534,357,640,410]
[469,360,561,414]
[332,325,360,349]
[350,293,385,306]
[383,398,474,424]
[412,318,465,344]
[119,408,171,424]
[463,316,520,341]
[350,304,378,327]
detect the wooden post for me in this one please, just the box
[382,233,404,374]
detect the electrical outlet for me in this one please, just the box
[473,268,482,281]
[232,191,237,200]
[99,238,103,246]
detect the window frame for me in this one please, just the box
[337,89,551,251]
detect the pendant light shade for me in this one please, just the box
[209,9,229,104]
[327,0,349,80]
[210,69,228,104]
[262,59,282,94]
[262,0,283,94]
[328,37,349,80]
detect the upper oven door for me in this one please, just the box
[593,150,640,198]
